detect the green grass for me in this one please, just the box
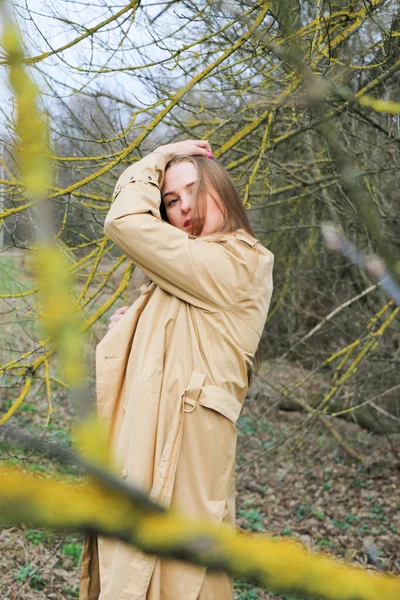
[25,529,46,545]
[234,578,307,600]
[61,542,82,567]
[237,416,257,436]
[14,562,45,591]
[311,509,326,521]
[62,585,79,598]
[237,508,265,532]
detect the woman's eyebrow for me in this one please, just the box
[162,181,196,200]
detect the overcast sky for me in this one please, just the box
[0,0,175,127]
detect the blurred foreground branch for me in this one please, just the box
[1,464,400,600]
[322,224,400,306]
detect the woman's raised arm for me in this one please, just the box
[104,144,273,311]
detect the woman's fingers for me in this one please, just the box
[154,139,212,161]
[187,139,212,156]
[194,139,212,154]
[116,306,128,314]
[108,306,129,330]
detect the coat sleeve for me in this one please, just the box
[104,152,271,311]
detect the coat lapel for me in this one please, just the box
[96,284,156,434]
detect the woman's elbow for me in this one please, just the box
[104,216,115,236]
[104,215,131,238]
[103,215,141,252]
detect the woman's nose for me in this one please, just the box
[180,196,191,213]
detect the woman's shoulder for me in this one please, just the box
[190,227,273,263]
[193,228,274,282]
[190,227,267,247]
[216,228,273,260]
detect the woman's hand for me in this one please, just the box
[154,139,212,162]
[108,305,129,331]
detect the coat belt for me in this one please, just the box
[150,370,242,507]
[183,371,243,424]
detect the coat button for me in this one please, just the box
[121,468,128,479]
[140,284,149,295]
[113,183,122,199]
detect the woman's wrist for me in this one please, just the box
[150,147,174,163]
[151,149,166,157]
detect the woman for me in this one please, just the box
[79,139,274,600]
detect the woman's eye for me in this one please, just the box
[168,198,179,206]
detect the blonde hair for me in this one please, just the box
[160,154,261,388]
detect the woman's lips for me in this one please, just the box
[184,219,192,229]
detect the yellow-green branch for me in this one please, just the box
[0,467,399,600]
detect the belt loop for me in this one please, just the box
[182,370,205,413]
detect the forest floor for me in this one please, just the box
[0,359,399,600]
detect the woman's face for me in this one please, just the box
[161,161,224,236]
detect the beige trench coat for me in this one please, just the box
[79,151,274,600]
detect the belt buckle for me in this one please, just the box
[183,396,197,413]
[182,370,205,413]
